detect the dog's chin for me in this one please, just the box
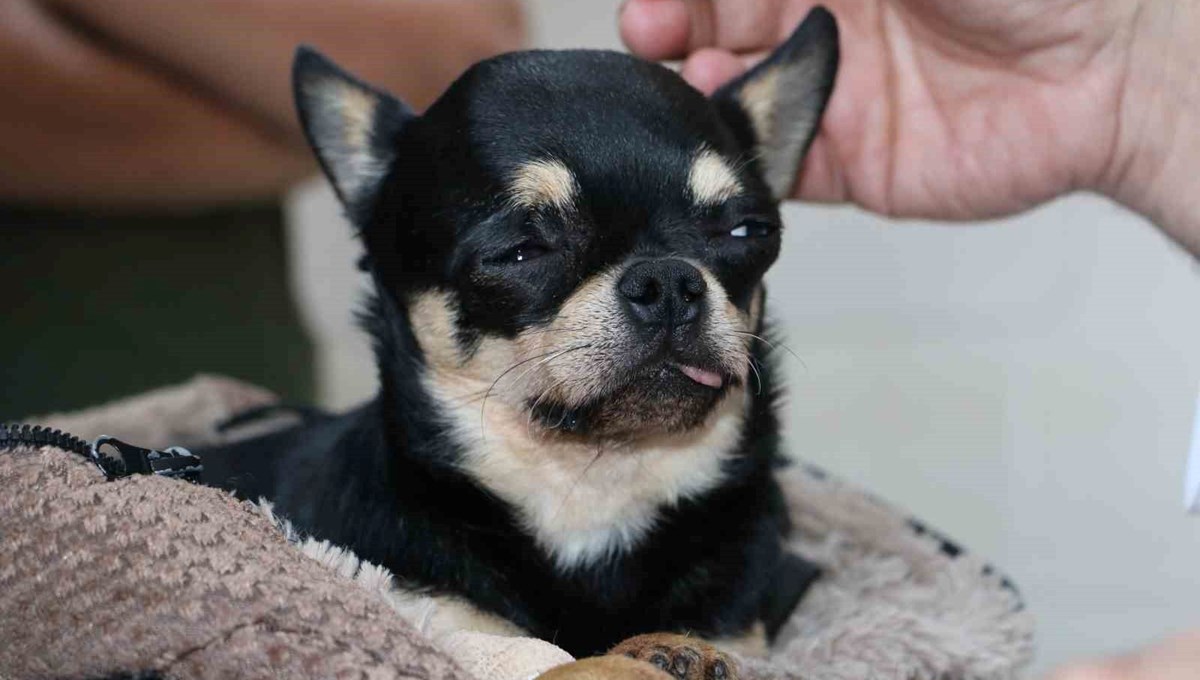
[529,362,738,440]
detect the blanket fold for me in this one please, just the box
[0,376,1033,680]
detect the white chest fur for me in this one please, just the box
[429,372,747,570]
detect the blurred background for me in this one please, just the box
[4,0,1198,675]
[291,2,1200,673]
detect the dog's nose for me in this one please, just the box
[618,259,708,328]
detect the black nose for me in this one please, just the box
[618,259,708,328]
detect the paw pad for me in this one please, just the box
[609,633,738,680]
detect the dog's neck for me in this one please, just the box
[430,370,748,570]
[364,285,751,570]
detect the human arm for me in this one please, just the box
[0,0,524,208]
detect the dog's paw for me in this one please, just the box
[537,656,671,679]
[608,633,737,680]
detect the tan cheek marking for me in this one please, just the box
[537,269,628,407]
[508,159,579,212]
[409,291,544,406]
[688,148,743,205]
[407,291,463,370]
[417,271,627,411]
[685,262,751,381]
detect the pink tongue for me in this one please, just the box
[677,364,724,389]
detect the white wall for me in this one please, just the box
[286,1,1200,673]
[775,197,1200,673]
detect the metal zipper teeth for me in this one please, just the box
[0,423,128,478]
[0,423,92,457]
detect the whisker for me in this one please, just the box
[479,346,581,441]
[509,343,592,396]
[519,325,587,337]
[448,347,566,406]
[732,331,808,372]
[449,342,593,409]
[746,353,764,396]
[481,344,592,442]
[525,373,578,435]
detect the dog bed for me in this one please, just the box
[0,376,1033,679]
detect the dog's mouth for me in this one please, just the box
[503,263,753,440]
[527,356,741,438]
[672,362,727,390]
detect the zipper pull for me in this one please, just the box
[92,436,203,483]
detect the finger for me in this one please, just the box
[680,48,768,95]
[620,0,791,61]
[678,48,746,95]
[618,0,692,61]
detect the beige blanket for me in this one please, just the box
[0,376,1034,679]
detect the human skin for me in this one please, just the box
[619,0,1200,257]
[0,0,524,207]
[1044,631,1200,680]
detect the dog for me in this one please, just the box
[199,8,839,678]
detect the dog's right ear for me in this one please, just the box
[293,46,415,220]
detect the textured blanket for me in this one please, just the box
[0,376,1034,679]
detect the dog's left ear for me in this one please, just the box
[293,46,415,220]
[712,7,839,200]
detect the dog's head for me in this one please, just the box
[294,9,838,441]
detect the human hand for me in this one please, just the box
[620,0,1200,254]
[1044,631,1200,680]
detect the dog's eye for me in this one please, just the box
[491,242,550,265]
[512,246,544,262]
[728,219,777,238]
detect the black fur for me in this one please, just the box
[199,9,838,658]
[203,339,795,657]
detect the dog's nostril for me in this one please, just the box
[680,275,707,304]
[620,275,660,306]
[635,280,661,305]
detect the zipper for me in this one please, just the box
[0,423,202,483]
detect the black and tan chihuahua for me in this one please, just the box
[201,9,839,678]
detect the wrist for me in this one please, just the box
[1098,0,1200,256]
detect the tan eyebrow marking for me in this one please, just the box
[508,159,579,211]
[688,148,743,205]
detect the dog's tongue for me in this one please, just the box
[677,364,724,389]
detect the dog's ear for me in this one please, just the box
[293,46,415,219]
[712,7,839,200]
